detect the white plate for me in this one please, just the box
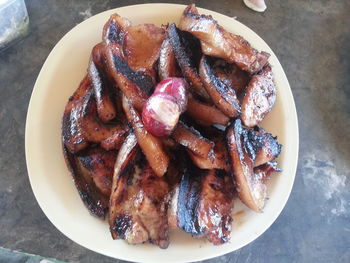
[25,4,299,263]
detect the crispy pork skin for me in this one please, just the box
[241,65,276,127]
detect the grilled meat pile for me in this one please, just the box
[62,4,281,248]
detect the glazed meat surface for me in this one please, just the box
[241,65,277,127]
[109,133,170,248]
[179,4,270,74]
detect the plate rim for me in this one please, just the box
[25,3,299,263]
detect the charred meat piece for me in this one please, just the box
[105,44,149,111]
[71,89,127,146]
[63,145,109,218]
[176,163,234,245]
[122,95,169,177]
[245,127,282,167]
[241,65,276,127]
[172,121,214,158]
[109,135,170,248]
[212,58,249,95]
[168,24,210,100]
[188,137,229,171]
[62,76,91,153]
[254,161,281,182]
[76,147,116,196]
[158,38,182,80]
[199,56,241,118]
[179,4,270,74]
[227,119,270,212]
[103,14,157,110]
[100,129,128,151]
[124,23,166,79]
[186,96,229,126]
[88,43,117,123]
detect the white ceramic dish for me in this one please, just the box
[25,4,299,263]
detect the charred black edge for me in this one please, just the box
[88,60,111,99]
[201,56,241,114]
[176,160,203,235]
[63,144,108,218]
[105,20,125,45]
[245,127,282,161]
[112,53,154,95]
[109,136,140,239]
[168,24,201,76]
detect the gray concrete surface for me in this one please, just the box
[0,0,349,262]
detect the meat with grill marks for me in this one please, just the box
[173,162,235,245]
[179,4,270,74]
[158,37,182,80]
[167,24,210,101]
[199,56,241,118]
[241,65,277,127]
[227,119,281,212]
[88,43,117,123]
[109,133,170,248]
[63,145,110,218]
[62,80,127,154]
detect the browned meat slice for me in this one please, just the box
[245,127,282,167]
[175,163,234,245]
[88,43,117,123]
[186,96,229,126]
[172,121,214,158]
[105,45,149,111]
[72,90,126,145]
[124,24,165,79]
[103,14,156,111]
[76,147,116,196]
[158,38,182,80]
[63,145,109,218]
[62,76,91,153]
[199,56,241,118]
[227,119,276,212]
[100,129,128,151]
[241,65,276,127]
[122,95,169,177]
[179,4,270,74]
[109,135,170,248]
[188,137,229,171]
[212,58,249,95]
[254,161,281,182]
[167,23,210,100]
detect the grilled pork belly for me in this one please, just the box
[158,38,182,80]
[88,43,117,123]
[199,56,241,118]
[168,24,210,100]
[122,95,169,177]
[109,133,170,248]
[227,119,281,212]
[241,65,277,127]
[179,4,270,74]
[63,145,110,218]
[174,162,234,245]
